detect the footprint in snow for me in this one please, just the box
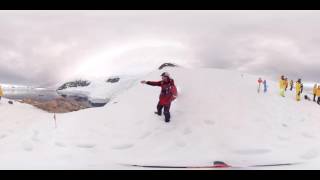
[55,142,67,147]
[175,141,187,147]
[76,144,96,149]
[278,136,291,141]
[0,134,7,139]
[204,120,215,125]
[182,128,192,135]
[300,149,319,160]
[22,142,33,152]
[301,132,316,139]
[112,143,134,150]
[139,131,152,139]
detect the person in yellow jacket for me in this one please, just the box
[317,85,320,105]
[0,85,3,100]
[313,84,318,102]
[279,75,286,97]
[295,79,302,101]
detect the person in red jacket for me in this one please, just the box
[257,77,262,93]
[141,72,177,123]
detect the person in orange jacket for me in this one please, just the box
[317,85,320,105]
[0,85,3,101]
[313,84,318,102]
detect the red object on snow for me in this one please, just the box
[212,161,231,168]
[213,163,230,168]
[146,79,177,105]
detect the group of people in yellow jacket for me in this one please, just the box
[313,84,320,105]
[280,75,320,104]
[0,85,3,100]
[279,75,303,101]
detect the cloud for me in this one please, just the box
[0,10,320,86]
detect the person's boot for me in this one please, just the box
[155,107,162,116]
[164,112,170,123]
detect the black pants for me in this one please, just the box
[314,94,317,102]
[318,97,320,105]
[157,102,171,122]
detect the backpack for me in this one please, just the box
[169,80,178,101]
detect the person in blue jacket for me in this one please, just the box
[263,80,268,93]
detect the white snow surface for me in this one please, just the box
[0,67,320,169]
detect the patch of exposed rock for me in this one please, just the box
[106,77,120,83]
[57,80,91,91]
[19,98,90,113]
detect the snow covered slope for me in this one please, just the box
[1,67,320,169]
[56,75,140,103]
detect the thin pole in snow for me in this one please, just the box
[54,113,57,128]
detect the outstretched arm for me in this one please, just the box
[141,80,162,86]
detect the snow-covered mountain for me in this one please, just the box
[56,75,141,105]
[55,62,181,103]
[0,67,320,169]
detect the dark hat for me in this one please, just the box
[161,72,170,77]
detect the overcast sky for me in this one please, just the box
[0,10,320,87]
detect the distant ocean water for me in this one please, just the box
[3,89,60,101]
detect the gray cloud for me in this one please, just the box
[0,10,320,86]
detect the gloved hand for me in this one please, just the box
[171,95,177,101]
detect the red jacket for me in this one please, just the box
[146,79,177,105]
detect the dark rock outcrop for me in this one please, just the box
[106,77,120,83]
[158,63,178,70]
[57,80,91,91]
